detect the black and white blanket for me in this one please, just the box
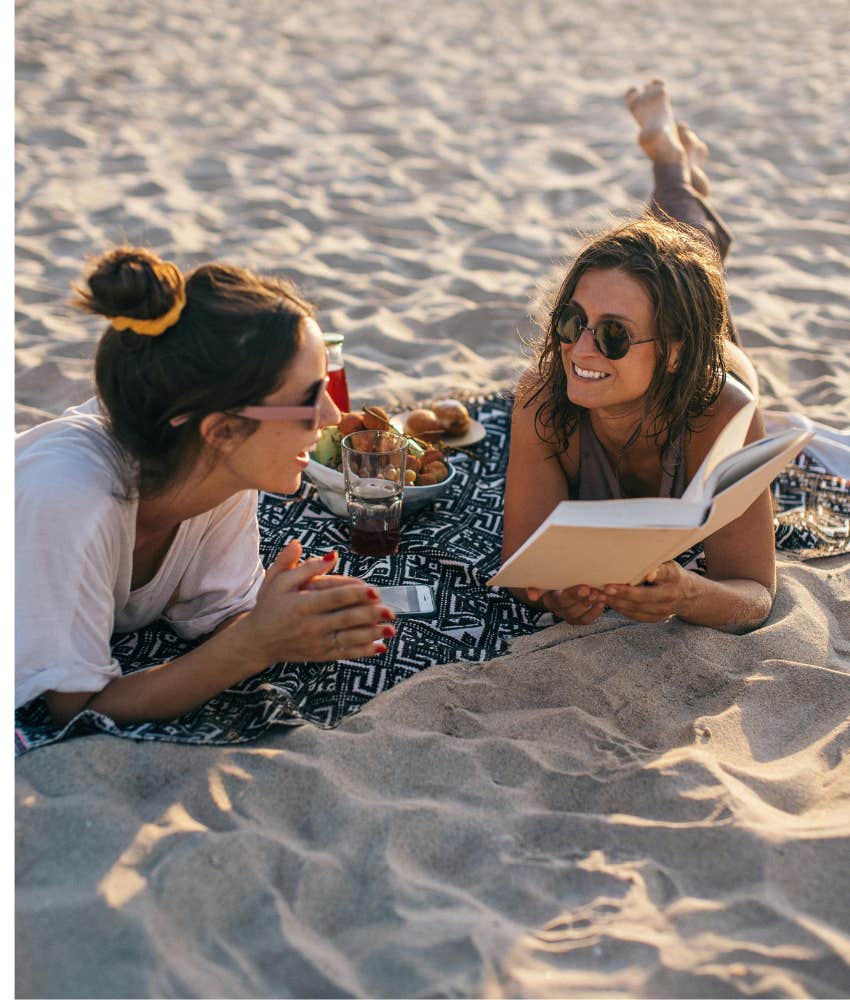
[14,394,849,756]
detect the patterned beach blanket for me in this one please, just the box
[15,394,849,756]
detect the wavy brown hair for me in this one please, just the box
[527,214,729,456]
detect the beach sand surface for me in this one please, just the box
[15,0,850,996]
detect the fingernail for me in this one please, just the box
[380,608,395,620]
[374,643,388,654]
[605,586,616,595]
[322,551,337,562]
[381,625,395,638]
[367,588,380,600]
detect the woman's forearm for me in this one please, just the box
[676,574,775,633]
[47,615,269,726]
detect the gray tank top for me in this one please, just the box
[571,411,688,500]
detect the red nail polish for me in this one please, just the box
[322,551,337,562]
[380,608,394,620]
[374,643,388,654]
[367,588,380,600]
[382,625,395,638]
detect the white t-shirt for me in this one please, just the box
[15,399,265,709]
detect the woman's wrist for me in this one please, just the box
[671,565,700,620]
[220,611,273,674]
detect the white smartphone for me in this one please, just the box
[378,585,436,618]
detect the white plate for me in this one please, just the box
[390,411,486,447]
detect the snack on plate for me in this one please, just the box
[362,405,392,430]
[404,408,443,439]
[404,398,470,439]
[432,399,470,436]
[337,412,364,435]
[312,425,343,470]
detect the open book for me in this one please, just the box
[489,402,814,590]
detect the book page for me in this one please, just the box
[549,498,708,529]
[704,424,812,498]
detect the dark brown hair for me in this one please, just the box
[528,214,729,455]
[73,247,314,498]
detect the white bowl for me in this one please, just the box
[304,459,457,517]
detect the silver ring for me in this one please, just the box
[331,630,339,650]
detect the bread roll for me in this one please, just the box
[404,408,443,438]
[432,399,470,436]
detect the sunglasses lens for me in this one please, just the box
[597,320,631,359]
[556,308,584,344]
[556,308,637,359]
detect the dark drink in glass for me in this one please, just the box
[349,517,401,557]
[341,429,408,559]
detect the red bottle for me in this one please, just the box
[324,333,351,411]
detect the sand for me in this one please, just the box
[15,0,850,996]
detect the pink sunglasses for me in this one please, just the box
[170,376,330,430]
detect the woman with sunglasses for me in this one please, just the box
[16,247,397,724]
[502,80,775,632]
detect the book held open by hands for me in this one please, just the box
[489,402,814,591]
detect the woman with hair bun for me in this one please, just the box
[16,247,396,724]
[503,80,775,632]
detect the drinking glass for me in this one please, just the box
[341,430,408,556]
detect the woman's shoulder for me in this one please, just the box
[685,376,759,476]
[515,365,544,406]
[701,376,756,434]
[16,405,132,509]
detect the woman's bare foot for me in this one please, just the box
[625,79,688,170]
[677,121,711,197]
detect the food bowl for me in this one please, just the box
[305,458,457,517]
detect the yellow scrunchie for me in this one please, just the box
[108,287,187,337]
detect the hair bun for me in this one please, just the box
[74,246,186,335]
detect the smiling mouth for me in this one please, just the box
[572,362,610,381]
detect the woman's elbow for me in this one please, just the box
[722,581,775,634]
[44,690,95,727]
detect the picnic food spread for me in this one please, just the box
[312,403,454,486]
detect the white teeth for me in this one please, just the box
[574,363,609,380]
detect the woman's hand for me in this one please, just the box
[246,540,395,663]
[600,561,692,623]
[525,584,608,625]
[525,562,691,626]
